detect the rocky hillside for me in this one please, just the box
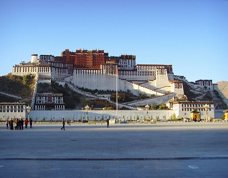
[0,74,36,104]
[216,81,228,99]
[182,80,227,109]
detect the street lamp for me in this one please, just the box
[26,105,31,121]
[204,104,209,122]
[145,104,149,121]
[85,105,90,121]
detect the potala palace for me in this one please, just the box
[1,49,227,121]
[12,49,183,97]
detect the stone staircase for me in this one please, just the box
[126,80,166,96]
[122,93,175,106]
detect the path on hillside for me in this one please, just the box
[0,91,22,99]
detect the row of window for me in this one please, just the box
[76,70,102,74]
[0,106,24,109]
[119,71,155,76]
[182,108,211,111]
[175,83,183,89]
[182,104,212,107]
[36,97,63,104]
[0,110,24,112]
[14,67,50,73]
[137,66,165,70]
[34,105,65,110]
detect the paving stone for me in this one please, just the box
[0,122,228,177]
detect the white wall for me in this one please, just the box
[72,70,172,97]
[29,110,175,121]
[73,70,118,91]
[0,109,27,120]
[155,69,170,88]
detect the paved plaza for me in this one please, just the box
[0,122,228,178]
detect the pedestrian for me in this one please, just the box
[21,119,24,130]
[61,118,65,130]
[25,118,28,128]
[18,119,22,130]
[30,118,33,128]
[6,119,9,129]
[9,118,13,130]
[106,118,110,128]
[15,119,18,130]
[194,115,197,122]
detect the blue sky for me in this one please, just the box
[0,0,227,82]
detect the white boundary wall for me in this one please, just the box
[30,110,175,121]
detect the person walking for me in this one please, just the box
[6,119,9,129]
[15,119,18,130]
[106,118,110,128]
[18,119,22,130]
[21,119,24,130]
[25,118,28,128]
[61,118,65,130]
[30,118,33,128]
[9,118,13,130]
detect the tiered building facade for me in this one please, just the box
[12,49,185,97]
[4,48,222,119]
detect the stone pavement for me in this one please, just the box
[0,122,228,178]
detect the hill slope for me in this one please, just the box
[216,81,228,99]
[0,74,35,103]
[183,80,227,109]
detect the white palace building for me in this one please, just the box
[7,49,222,120]
[12,52,184,97]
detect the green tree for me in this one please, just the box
[150,104,156,110]
[22,74,32,85]
[137,115,139,120]
[158,104,168,110]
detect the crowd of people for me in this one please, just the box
[5,117,110,131]
[6,118,32,130]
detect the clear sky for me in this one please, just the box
[0,0,227,82]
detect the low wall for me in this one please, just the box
[29,110,175,121]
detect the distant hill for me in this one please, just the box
[216,81,228,99]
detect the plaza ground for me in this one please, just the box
[0,122,228,178]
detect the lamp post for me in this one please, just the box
[204,104,209,122]
[85,105,90,121]
[26,105,31,121]
[145,104,149,121]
